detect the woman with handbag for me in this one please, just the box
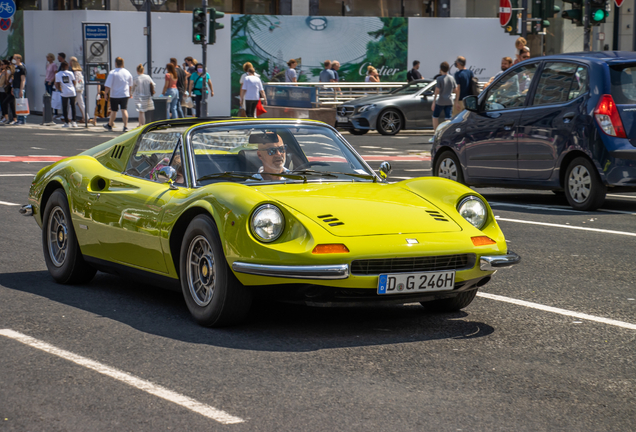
[240,66,266,118]
[132,64,155,127]
[70,57,95,125]
[188,63,214,118]
[161,63,181,119]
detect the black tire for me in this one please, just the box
[434,150,464,184]
[376,109,403,135]
[421,289,478,313]
[179,215,252,327]
[42,189,96,284]
[564,157,606,211]
[349,128,369,135]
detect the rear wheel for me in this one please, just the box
[434,151,464,184]
[376,109,402,135]
[421,290,478,312]
[42,189,96,284]
[564,157,606,211]
[349,128,369,135]
[179,215,252,327]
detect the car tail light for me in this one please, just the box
[594,94,627,138]
[312,244,350,254]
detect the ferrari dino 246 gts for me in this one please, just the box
[22,118,520,327]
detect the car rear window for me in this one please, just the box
[610,64,636,104]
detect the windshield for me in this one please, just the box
[389,81,433,95]
[189,124,375,185]
[610,64,636,104]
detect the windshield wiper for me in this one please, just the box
[289,169,338,178]
[197,172,259,182]
[327,172,377,181]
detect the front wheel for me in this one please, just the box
[421,290,478,313]
[434,150,464,184]
[376,109,402,135]
[564,157,606,211]
[42,189,96,284]
[179,215,252,327]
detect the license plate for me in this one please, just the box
[378,271,455,295]
[336,115,349,123]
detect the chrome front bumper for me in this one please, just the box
[19,205,33,216]
[232,262,349,280]
[479,251,521,271]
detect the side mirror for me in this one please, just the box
[156,166,177,187]
[421,91,434,97]
[378,161,392,180]
[463,95,479,112]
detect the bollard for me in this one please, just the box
[42,92,54,125]
[150,96,171,122]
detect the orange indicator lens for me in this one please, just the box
[471,236,496,246]
[312,244,350,254]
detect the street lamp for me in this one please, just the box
[130,0,167,78]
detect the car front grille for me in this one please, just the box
[351,254,476,275]
[337,106,355,117]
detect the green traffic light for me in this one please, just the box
[592,9,606,22]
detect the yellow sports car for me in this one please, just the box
[22,118,520,327]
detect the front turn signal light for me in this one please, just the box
[312,244,350,254]
[471,236,496,246]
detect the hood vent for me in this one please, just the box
[426,210,449,222]
[318,214,344,227]
[111,145,125,159]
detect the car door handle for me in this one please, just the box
[563,112,576,123]
[503,120,515,131]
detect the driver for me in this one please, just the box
[252,134,291,181]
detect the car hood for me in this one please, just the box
[258,183,462,237]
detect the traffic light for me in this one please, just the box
[562,0,583,27]
[589,0,609,25]
[208,8,225,45]
[504,0,520,35]
[192,8,205,45]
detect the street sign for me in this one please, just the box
[83,23,111,65]
[500,0,512,26]
[615,0,624,6]
[0,18,10,31]
[0,0,16,20]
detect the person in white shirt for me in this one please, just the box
[55,61,77,128]
[103,56,133,132]
[240,67,267,118]
[238,62,260,116]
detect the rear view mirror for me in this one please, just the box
[157,166,178,189]
[463,95,479,112]
[378,161,392,180]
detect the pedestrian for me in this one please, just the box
[162,63,180,119]
[331,60,340,82]
[518,46,531,62]
[513,37,527,64]
[239,62,259,116]
[69,57,94,125]
[1,59,15,124]
[103,56,133,132]
[407,60,422,82]
[453,56,474,116]
[431,61,458,131]
[57,52,66,72]
[188,63,214,118]
[11,54,27,125]
[0,60,7,120]
[285,59,298,83]
[44,53,59,119]
[485,56,513,87]
[183,56,197,116]
[170,57,186,118]
[132,63,155,127]
[240,66,266,118]
[367,66,380,82]
[319,60,335,82]
[55,61,77,128]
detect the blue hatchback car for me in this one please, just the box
[432,51,636,210]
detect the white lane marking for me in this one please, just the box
[360,146,381,149]
[0,329,245,424]
[0,174,35,177]
[495,216,636,237]
[0,201,20,206]
[490,201,636,216]
[31,147,45,150]
[477,293,636,331]
[404,169,431,172]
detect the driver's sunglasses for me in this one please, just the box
[266,146,286,156]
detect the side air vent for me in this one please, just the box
[111,145,125,159]
[318,214,344,227]
[426,210,449,222]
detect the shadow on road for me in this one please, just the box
[0,270,495,352]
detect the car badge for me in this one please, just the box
[406,238,418,244]
[340,107,347,116]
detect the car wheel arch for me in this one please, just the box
[40,180,67,222]
[433,147,464,174]
[558,150,605,188]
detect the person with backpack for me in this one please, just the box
[188,63,214,118]
[453,56,477,116]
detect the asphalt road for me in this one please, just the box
[1,121,635,431]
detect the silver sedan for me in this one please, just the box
[334,79,452,136]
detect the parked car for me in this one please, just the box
[21,118,519,327]
[432,51,636,211]
[335,79,451,135]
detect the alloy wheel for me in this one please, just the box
[380,111,401,133]
[187,235,216,307]
[47,206,68,267]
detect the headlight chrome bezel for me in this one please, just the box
[250,204,285,243]
[457,195,488,230]
[357,104,376,113]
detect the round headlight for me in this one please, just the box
[457,196,488,230]
[250,204,285,243]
